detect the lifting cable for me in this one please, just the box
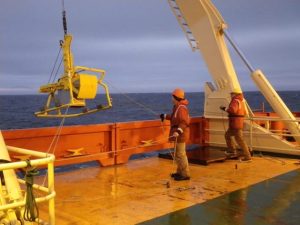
[61,0,67,35]
[48,0,68,84]
[51,56,63,83]
[47,48,62,84]
[47,0,66,84]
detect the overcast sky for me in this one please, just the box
[0,0,299,95]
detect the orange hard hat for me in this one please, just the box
[172,88,185,100]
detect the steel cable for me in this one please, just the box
[47,47,62,84]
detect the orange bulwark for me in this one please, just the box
[2,117,206,167]
[3,112,299,168]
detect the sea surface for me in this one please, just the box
[1,91,300,130]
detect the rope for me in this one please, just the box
[48,47,62,84]
[41,107,69,187]
[23,160,39,223]
[51,56,63,83]
[46,108,68,155]
[105,81,159,116]
[106,80,166,134]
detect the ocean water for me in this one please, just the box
[0,91,300,130]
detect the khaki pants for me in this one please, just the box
[175,142,190,177]
[225,128,251,159]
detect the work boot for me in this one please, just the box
[170,173,179,178]
[239,157,252,163]
[225,151,238,158]
[173,174,190,181]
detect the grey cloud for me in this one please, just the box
[0,0,299,95]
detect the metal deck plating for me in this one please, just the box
[36,155,299,225]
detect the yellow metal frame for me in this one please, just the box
[0,146,56,224]
[35,34,112,118]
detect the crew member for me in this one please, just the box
[220,89,252,162]
[160,88,190,180]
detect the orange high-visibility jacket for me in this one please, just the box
[226,94,246,129]
[166,99,190,143]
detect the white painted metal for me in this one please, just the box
[207,117,300,155]
[167,0,199,51]
[174,0,242,93]
[170,0,300,154]
[252,70,300,145]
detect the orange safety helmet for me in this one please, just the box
[172,88,185,100]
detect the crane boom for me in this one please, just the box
[170,0,300,147]
[169,0,241,92]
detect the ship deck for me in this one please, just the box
[37,154,300,225]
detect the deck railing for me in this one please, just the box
[205,115,300,154]
[0,146,55,225]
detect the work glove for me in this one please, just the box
[219,106,226,111]
[160,114,166,122]
[173,132,179,138]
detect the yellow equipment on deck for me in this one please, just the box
[35,10,112,118]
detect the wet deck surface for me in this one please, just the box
[138,169,300,225]
[159,147,228,165]
[36,155,300,225]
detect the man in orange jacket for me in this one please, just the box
[220,89,252,162]
[160,88,190,181]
